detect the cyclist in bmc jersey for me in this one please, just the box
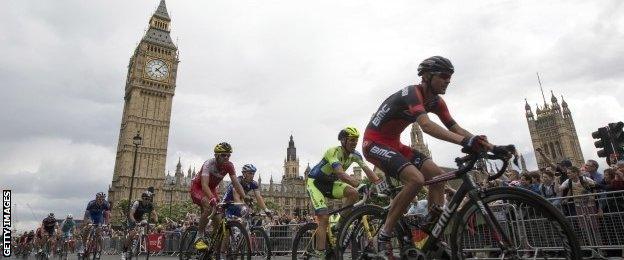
[80,192,110,254]
[306,126,384,257]
[222,164,272,218]
[362,56,495,258]
[190,142,246,250]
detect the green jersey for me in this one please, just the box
[308,146,365,179]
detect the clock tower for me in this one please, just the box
[108,0,179,210]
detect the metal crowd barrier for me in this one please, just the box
[97,190,624,258]
[456,189,624,258]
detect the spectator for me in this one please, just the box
[583,160,604,186]
[539,171,561,206]
[520,174,540,194]
[560,166,596,216]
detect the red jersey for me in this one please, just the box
[191,158,236,190]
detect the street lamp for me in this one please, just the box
[126,131,142,219]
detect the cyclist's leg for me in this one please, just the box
[332,181,358,216]
[402,146,446,209]
[307,178,330,252]
[364,142,425,236]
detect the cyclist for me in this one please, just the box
[306,126,384,258]
[362,56,497,258]
[38,213,58,254]
[190,142,246,250]
[222,164,272,218]
[121,190,158,260]
[80,192,110,254]
[60,214,76,252]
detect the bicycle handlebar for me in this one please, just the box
[455,145,518,182]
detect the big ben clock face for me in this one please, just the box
[145,59,169,80]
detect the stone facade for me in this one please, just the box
[108,0,179,211]
[525,89,584,169]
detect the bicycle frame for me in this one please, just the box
[385,154,515,254]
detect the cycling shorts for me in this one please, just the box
[44,226,55,236]
[306,178,350,215]
[362,140,430,179]
[224,204,243,218]
[190,183,218,206]
[90,213,105,226]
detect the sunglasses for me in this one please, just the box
[217,153,231,158]
[432,72,452,80]
[243,171,256,175]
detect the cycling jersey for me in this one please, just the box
[363,84,447,178]
[190,158,236,206]
[86,200,110,225]
[42,217,56,235]
[365,84,455,144]
[308,146,366,181]
[61,219,75,233]
[130,200,154,221]
[307,146,365,214]
[223,176,258,203]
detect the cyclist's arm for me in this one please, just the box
[252,189,268,211]
[359,163,381,183]
[200,174,215,201]
[333,165,359,187]
[449,124,473,138]
[83,211,91,225]
[417,114,464,144]
[230,173,247,201]
[151,209,159,223]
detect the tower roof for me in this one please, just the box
[154,0,170,21]
[142,0,175,49]
[524,98,531,110]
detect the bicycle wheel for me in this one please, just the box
[179,226,198,260]
[249,226,271,259]
[449,187,582,260]
[335,205,392,260]
[291,222,316,260]
[215,220,251,260]
[128,236,141,260]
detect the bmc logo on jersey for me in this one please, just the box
[370,146,396,159]
[372,104,391,127]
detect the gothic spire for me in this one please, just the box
[154,0,170,21]
[287,135,297,161]
[525,98,531,110]
[561,95,568,108]
[550,90,558,104]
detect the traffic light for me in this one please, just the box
[609,121,624,155]
[592,126,613,158]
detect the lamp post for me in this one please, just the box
[126,131,142,219]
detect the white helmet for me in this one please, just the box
[67,214,73,219]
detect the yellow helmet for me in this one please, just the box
[338,127,360,140]
[214,142,233,153]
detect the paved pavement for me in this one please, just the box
[8,255,294,260]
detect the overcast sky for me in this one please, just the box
[2,0,623,231]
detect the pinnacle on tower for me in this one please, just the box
[154,0,170,21]
[525,98,531,110]
[561,95,568,108]
[550,90,558,104]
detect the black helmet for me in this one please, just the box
[417,56,454,76]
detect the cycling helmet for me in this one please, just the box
[214,142,233,153]
[338,127,360,140]
[417,56,454,76]
[67,214,73,219]
[48,213,55,218]
[96,192,106,198]
[242,164,257,173]
[141,191,152,199]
